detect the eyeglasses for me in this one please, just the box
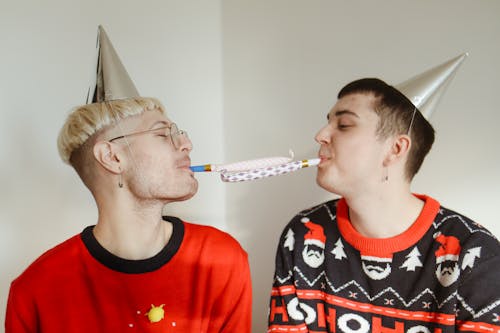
[109,123,188,149]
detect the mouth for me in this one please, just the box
[318,154,330,165]
[177,158,192,170]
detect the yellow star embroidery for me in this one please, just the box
[145,304,165,323]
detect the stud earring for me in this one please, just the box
[382,167,389,182]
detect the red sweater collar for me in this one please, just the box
[336,194,440,257]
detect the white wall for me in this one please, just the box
[1,1,499,333]
[0,0,225,330]
[222,1,500,332]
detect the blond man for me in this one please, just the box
[6,27,251,333]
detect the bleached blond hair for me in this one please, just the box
[57,97,165,166]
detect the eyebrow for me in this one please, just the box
[148,120,170,129]
[327,110,360,120]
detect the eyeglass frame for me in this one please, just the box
[108,122,188,149]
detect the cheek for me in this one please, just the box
[332,140,364,167]
[130,151,173,183]
[137,146,174,167]
[135,153,158,173]
[345,137,381,161]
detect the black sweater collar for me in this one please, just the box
[81,216,184,274]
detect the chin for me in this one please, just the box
[176,192,196,202]
[165,191,196,203]
[316,173,335,193]
[318,179,344,198]
[162,179,199,203]
[178,180,198,201]
[317,166,346,195]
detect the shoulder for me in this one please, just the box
[181,220,248,260]
[434,206,499,260]
[283,199,339,232]
[178,221,250,284]
[273,199,339,249]
[434,206,498,244]
[10,233,83,289]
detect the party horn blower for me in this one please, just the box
[220,158,320,183]
[190,151,295,173]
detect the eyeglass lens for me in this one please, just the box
[169,123,188,149]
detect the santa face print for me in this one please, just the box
[434,233,461,287]
[435,259,460,287]
[300,217,327,268]
[302,244,325,268]
[361,255,392,280]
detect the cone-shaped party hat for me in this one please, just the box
[86,25,140,104]
[395,53,468,119]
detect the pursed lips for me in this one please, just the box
[177,158,191,169]
[318,152,331,163]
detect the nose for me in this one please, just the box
[178,134,193,153]
[315,124,331,145]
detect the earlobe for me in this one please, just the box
[93,141,122,174]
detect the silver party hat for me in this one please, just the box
[86,25,140,103]
[395,53,468,119]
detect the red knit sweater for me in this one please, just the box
[6,217,252,333]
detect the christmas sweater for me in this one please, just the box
[268,195,500,333]
[6,217,252,333]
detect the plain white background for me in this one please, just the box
[1,1,499,332]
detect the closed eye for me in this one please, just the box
[151,126,170,137]
[337,123,352,130]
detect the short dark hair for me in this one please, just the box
[338,78,435,180]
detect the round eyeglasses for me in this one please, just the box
[109,123,188,149]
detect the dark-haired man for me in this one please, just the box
[268,78,499,333]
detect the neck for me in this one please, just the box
[343,183,424,239]
[93,195,172,260]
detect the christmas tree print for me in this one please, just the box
[331,238,347,260]
[284,228,295,251]
[400,246,423,271]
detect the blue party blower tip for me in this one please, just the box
[190,164,212,172]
